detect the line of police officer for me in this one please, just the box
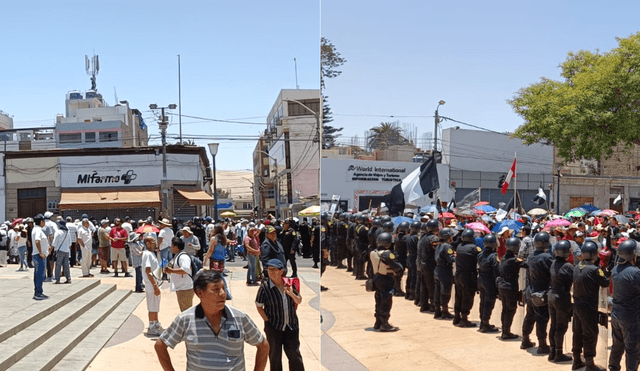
[322,212,640,371]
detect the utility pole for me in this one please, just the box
[434,100,445,153]
[150,103,176,217]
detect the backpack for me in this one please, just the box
[175,251,203,279]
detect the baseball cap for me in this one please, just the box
[266,259,284,269]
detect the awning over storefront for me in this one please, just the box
[175,188,213,206]
[58,190,161,210]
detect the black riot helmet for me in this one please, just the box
[410,221,422,233]
[580,241,599,261]
[533,232,551,251]
[321,212,328,222]
[483,234,498,249]
[381,215,392,224]
[372,218,382,228]
[554,240,572,259]
[382,221,395,233]
[505,237,521,253]
[460,228,475,243]
[339,213,347,221]
[357,214,367,223]
[618,239,638,263]
[397,221,410,233]
[420,222,428,233]
[426,219,440,233]
[438,228,455,240]
[377,232,393,249]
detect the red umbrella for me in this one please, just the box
[600,209,618,217]
[11,218,23,227]
[441,212,455,219]
[475,209,486,215]
[135,224,160,234]
[466,222,490,234]
[635,214,640,220]
[474,201,490,207]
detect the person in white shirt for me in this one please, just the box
[142,235,163,336]
[7,225,17,263]
[157,218,174,280]
[65,217,78,266]
[52,220,73,284]
[76,219,94,277]
[15,224,29,271]
[121,216,133,235]
[32,214,50,300]
[43,211,59,282]
[164,237,195,312]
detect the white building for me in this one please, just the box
[321,158,453,212]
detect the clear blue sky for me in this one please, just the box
[0,0,319,171]
[321,0,640,151]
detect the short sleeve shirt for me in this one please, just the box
[170,252,193,292]
[32,226,50,256]
[158,227,174,251]
[109,227,128,249]
[142,250,159,286]
[160,304,264,371]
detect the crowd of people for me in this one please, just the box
[322,207,640,371]
[0,211,318,371]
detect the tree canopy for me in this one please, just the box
[321,37,346,149]
[367,122,411,151]
[509,32,640,163]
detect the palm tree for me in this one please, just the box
[366,122,411,151]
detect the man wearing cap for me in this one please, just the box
[52,220,73,284]
[127,231,144,292]
[76,219,94,278]
[279,220,299,278]
[109,218,131,278]
[180,226,200,257]
[157,218,175,265]
[261,226,286,276]
[97,219,111,274]
[256,259,304,370]
[31,214,50,300]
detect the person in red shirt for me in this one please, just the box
[109,218,131,277]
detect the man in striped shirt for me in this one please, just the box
[155,270,269,371]
[256,259,305,371]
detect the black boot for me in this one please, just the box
[405,290,412,300]
[433,310,442,319]
[584,357,605,371]
[554,350,572,363]
[441,311,454,320]
[520,337,536,349]
[500,332,519,340]
[379,322,399,332]
[536,342,551,354]
[571,354,585,370]
[452,314,461,326]
[547,348,556,362]
[373,319,381,330]
[457,315,477,328]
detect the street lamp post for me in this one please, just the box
[434,100,445,153]
[150,103,177,216]
[208,143,219,222]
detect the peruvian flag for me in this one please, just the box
[501,157,516,194]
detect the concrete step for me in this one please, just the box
[6,289,131,371]
[0,283,115,370]
[0,279,100,343]
[50,293,145,371]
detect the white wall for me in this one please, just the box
[321,158,452,211]
[441,128,553,174]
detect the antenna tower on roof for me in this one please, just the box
[85,54,100,90]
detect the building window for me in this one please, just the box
[59,133,82,143]
[266,188,275,198]
[85,132,96,142]
[99,131,118,142]
[242,202,252,209]
[287,99,320,117]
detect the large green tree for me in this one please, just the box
[367,122,411,151]
[509,32,640,163]
[321,37,346,149]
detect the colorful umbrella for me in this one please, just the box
[135,224,160,234]
[565,209,586,218]
[392,216,414,225]
[220,211,236,217]
[466,222,490,234]
[474,201,490,207]
[580,204,600,213]
[601,209,619,216]
[544,219,571,228]
[492,220,523,234]
[475,205,497,213]
[441,212,455,219]
[298,205,321,217]
[527,208,548,216]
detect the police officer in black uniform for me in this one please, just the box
[572,240,609,371]
[497,236,525,340]
[454,228,481,327]
[370,231,404,332]
[329,213,338,266]
[418,234,439,312]
[346,214,357,273]
[335,213,349,269]
[521,231,553,354]
[393,221,410,297]
[477,233,500,333]
[312,216,322,269]
[434,227,456,320]
[354,215,369,280]
[278,219,299,278]
[405,221,421,301]
[609,239,640,371]
[366,218,381,278]
[547,240,574,363]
